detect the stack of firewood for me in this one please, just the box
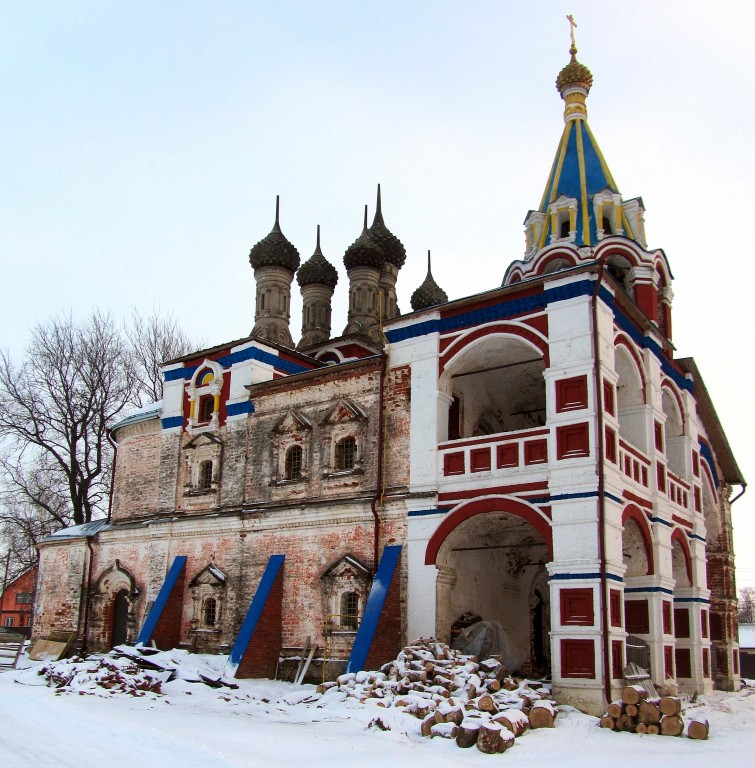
[316,638,557,753]
[599,685,709,739]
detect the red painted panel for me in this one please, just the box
[470,447,491,473]
[674,607,690,638]
[675,648,691,678]
[612,640,624,679]
[555,375,588,412]
[664,645,674,679]
[702,647,710,677]
[610,589,622,627]
[560,588,594,626]
[497,443,518,468]
[654,421,664,452]
[556,423,590,460]
[662,600,673,635]
[692,451,700,477]
[657,463,666,494]
[701,609,709,639]
[694,487,701,513]
[603,380,615,416]
[605,426,617,464]
[444,452,465,476]
[634,283,658,323]
[524,440,548,464]
[625,599,649,634]
[560,639,596,679]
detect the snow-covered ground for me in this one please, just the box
[1,653,754,768]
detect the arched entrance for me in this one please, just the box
[111,589,129,647]
[431,502,551,675]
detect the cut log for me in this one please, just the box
[430,722,459,739]
[473,694,499,713]
[638,699,662,725]
[659,696,682,716]
[660,714,684,737]
[434,703,464,726]
[477,721,508,754]
[456,719,482,748]
[421,712,437,737]
[636,722,648,734]
[646,723,661,735]
[617,714,637,733]
[607,701,625,719]
[687,719,710,740]
[622,685,649,705]
[529,701,557,729]
[493,709,530,737]
[600,715,617,730]
[625,704,639,717]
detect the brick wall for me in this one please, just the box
[363,552,402,670]
[151,561,187,650]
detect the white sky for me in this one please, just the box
[1,2,753,587]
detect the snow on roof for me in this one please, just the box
[111,400,163,433]
[208,566,226,584]
[42,519,110,542]
[739,623,755,649]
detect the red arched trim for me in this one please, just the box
[534,251,577,276]
[701,464,716,501]
[621,504,655,575]
[670,528,694,586]
[595,241,643,268]
[440,324,548,375]
[614,335,647,402]
[654,257,671,287]
[660,379,686,435]
[425,496,553,565]
[507,269,523,285]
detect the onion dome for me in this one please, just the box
[556,49,593,96]
[368,184,406,268]
[249,196,301,272]
[343,205,385,270]
[411,251,448,311]
[297,225,338,289]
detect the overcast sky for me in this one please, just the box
[2,2,754,589]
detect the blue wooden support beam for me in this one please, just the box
[227,554,285,675]
[136,555,187,646]
[346,544,402,674]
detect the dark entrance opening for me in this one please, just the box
[111,589,129,647]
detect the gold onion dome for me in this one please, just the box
[297,225,338,289]
[249,196,301,272]
[556,50,593,96]
[411,251,448,311]
[368,185,406,268]
[343,205,385,270]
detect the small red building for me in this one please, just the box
[0,567,37,636]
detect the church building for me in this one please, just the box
[33,40,743,715]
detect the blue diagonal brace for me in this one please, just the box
[136,555,187,646]
[227,554,285,673]
[346,544,402,674]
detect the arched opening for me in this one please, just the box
[541,257,572,275]
[615,343,647,454]
[661,387,685,477]
[606,254,633,294]
[434,506,551,675]
[622,513,653,578]
[442,335,546,440]
[671,532,692,588]
[110,589,129,648]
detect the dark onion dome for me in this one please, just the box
[368,184,406,268]
[411,251,448,311]
[249,196,301,272]
[556,45,593,96]
[297,225,338,289]
[343,205,385,270]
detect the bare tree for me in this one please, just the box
[0,311,135,528]
[125,308,196,405]
[739,587,755,624]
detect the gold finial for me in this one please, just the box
[566,14,578,58]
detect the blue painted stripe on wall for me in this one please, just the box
[550,572,623,582]
[161,416,184,430]
[136,556,187,646]
[525,490,621,506]
[408,508,452,517]
[164,366,198,382]
[698,441,720,489]
[228,554,285,669]
[650,516,674,527]
[624,586,674,596]
[227,401,255,417]
[346,545,402,674]
[673,596,710,604]
[688,533,705,543]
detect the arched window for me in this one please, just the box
[340,591,359,630]
[203,597,217,627]
[285,445,303,480]
[198,396,214,424]
[602,215,613,235]
[198,460,213,489]
[335,437,357,471]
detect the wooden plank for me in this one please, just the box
[295,646,317,685]
[294,636,310,685]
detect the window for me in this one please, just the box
[198,396,214,424]
[4,617,13,627]
[340,591,359,630]
[198,460,213,490]
[15,592,33,604]
[203,597,217,627]
[335,437,357,471]
[285,445,303,480]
